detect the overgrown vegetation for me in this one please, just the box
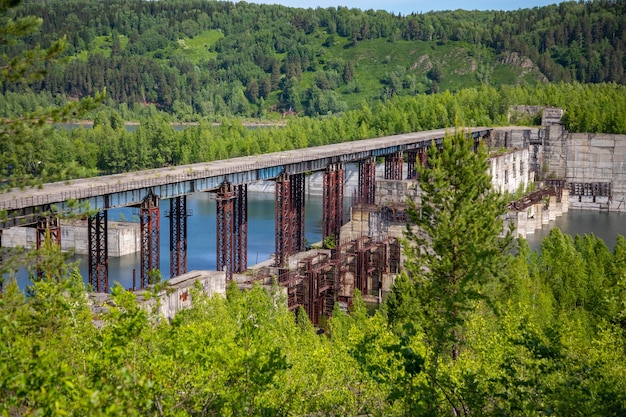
[2,82,626,187]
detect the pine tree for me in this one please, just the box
[0,0,102,184]
[391,128,513,359]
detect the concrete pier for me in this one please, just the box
[506,190,569,238]
[2,219,140,256]
[91,270,227,323]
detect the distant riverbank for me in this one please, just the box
[58,120,287,130]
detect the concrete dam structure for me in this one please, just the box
[489,108,626,211]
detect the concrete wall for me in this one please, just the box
[565,132,626,211]
[489,127,541,149]
[489,148,532,194]
[375,179,420,206]
[2,220,140,256]
[134,270,227,321]
[543,124,569,179]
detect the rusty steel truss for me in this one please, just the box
[234,184,248,274]
[139,193,160,289]
[384,151,403,180]
[88,210,108,293]
[251,237,400,326]
[354,237,376,295]
[275,173,292,268]
[36,216,61,249]
[216,182,235,279]
[166,196,192,278]
[322,163,344,243]
[275,173,306,268]
[216,183,248,279]
[358,157,376,205]
[290,173,306,254]
[35,216,61,280]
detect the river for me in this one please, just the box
[83,191,334,290]
[524,209,626,251]
[8,194,626,291]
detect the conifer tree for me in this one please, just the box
[399,128,513,359]
[0,0,101,184]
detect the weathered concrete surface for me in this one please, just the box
[566,132,626,211]
[2,219,140,256]
[91,270,227,322]
[506,190,569,238]
[489,148,533,194]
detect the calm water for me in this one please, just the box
[11,192,347,291]
[9,195,626,291]
[82,191,329,290]
[524,209,626,251]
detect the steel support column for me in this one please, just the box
[358,157,376,205]
[234,184,248,273]
[275,173,292,268]
[290,172,306,253]
[139,193,160,289]
[216,182,236,279]
[322,163,344,244]
[418,147,428,167]
[36,216,61,249]
[384,151,403,180]
[406,151,416,179]
[167,195,192,278]
[88,210,108,293]
[35,216,61,280]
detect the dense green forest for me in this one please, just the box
[1,0,626,186]
[1,0,625,119]
[2,82,626,186]
[2,0,626,185]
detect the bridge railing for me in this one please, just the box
[0,128,460,212]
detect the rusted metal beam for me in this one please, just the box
[36,216,61,249]
[290,172,306,253]
[88,210,108,293]
[167,195,192,279]
[216,182,235,279]
[139,193,160,289]
[234,184,248,273]
[358,157,376,205]
[384,151,403,180]
[35,216,61,280]
[275,173,292,268]
[322,163,344,244]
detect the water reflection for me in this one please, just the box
[12,191,327,291]
[11,197,624,291]
[523,209,626,251]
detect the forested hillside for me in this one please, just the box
[2,0,625,119]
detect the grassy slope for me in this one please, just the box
[71,25,548,112]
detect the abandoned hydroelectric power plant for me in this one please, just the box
[2,107,625,324]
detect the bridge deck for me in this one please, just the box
[0,127,489,228]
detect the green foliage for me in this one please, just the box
[398,129,513,358]
[3,0,625,120]
[0,0,102,187]
[322,234,336,249]
[3,224,626,415]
